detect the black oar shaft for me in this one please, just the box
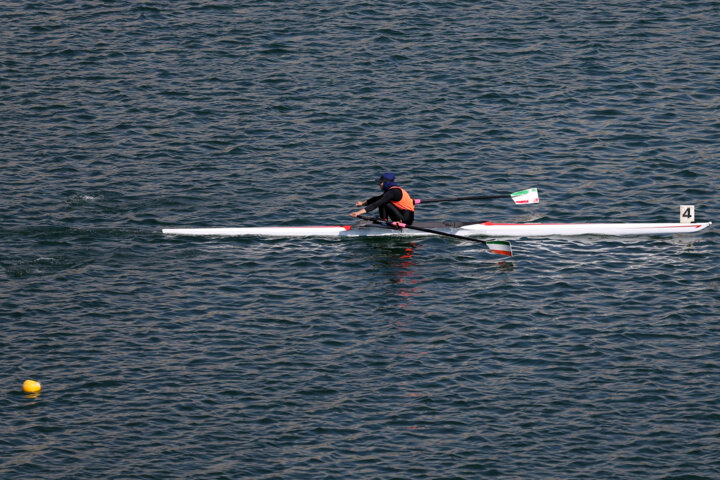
[396,223,489,244]
[415,194,506,204]
[357,215,486,244]
[356,215,512,257]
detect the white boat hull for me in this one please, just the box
[459,221,711,237]
[162,221,711,238]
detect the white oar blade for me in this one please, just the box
[486,240,512,257]
[511,187,539,204]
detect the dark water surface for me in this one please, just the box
[2,1,719,479]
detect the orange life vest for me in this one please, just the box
[390,186,415,212]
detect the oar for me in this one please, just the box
[357,215,512,257]
[414,187,539,205]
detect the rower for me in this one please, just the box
[350,172,415,225]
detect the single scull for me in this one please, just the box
[161,187,711,257]
[162,220,711,238]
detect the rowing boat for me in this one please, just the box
[162,220,712,238]
[161,187,711,258]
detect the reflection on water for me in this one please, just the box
[366,241,423,308]
[497,260,515,272]
[394,243,421,308]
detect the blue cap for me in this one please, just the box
[376,172,395,184]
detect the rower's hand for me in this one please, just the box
[350,209,366,218]
[355,201,365,207]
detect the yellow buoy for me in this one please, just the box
[22,379,42,394]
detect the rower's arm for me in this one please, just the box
[364,190,400,212]
[360,194,382,207]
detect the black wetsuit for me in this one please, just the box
[364,189,414,225]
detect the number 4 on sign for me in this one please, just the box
[680,205,695,223]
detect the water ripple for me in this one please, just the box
[2,1,719,479]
